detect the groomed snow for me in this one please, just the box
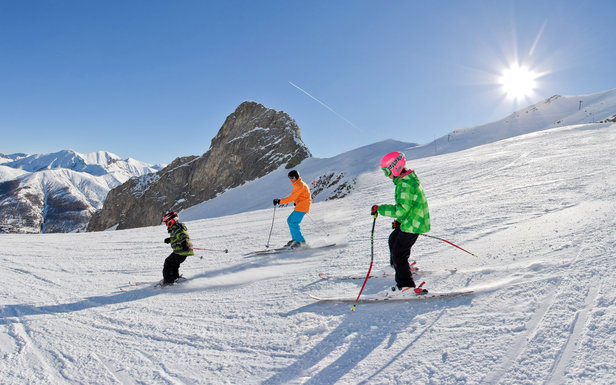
[1,123,615,384]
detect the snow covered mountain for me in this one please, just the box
[5,89,616,234]
[412,88,616,159]
[0,153,28,164]
[88,101,312,231]
[0,150,163,233]
[181,88,616,222]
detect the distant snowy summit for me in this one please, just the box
[0,150,163,234]
[1,150,163,177]
[87,101,312,231]
[0,152,28,163]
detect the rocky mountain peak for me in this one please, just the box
[211,101,300,145]
[87,102,311,231]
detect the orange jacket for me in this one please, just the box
[280,177,311,213]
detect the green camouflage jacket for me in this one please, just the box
[167,222,195,256]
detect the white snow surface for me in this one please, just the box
[2,121,615,384]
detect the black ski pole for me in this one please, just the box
[351,213,377,312]
[266,204,277,248]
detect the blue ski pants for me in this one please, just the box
[287,211,306,242]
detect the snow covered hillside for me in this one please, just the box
[1,122,614,384]
[182,88,616,222]
[0,150,163,233]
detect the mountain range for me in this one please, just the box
[2,88,616,234]
[0,150,163,233]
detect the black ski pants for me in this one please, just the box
[388,228,419,289]
[163,252,187,284]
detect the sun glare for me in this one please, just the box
[499,64,539,100]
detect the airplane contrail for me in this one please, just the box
[288,81,359,130]
[529,20,547,57]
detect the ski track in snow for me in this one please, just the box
[480,206,613,385]
[1,123,615,384]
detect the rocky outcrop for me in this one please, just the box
[310,172,357,201]
[87,101,311,231]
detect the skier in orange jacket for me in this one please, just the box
[273,170,311,249]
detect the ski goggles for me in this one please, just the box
[382,163,399,177]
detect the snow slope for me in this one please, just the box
[1,121,614,384]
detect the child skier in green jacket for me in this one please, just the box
[161,211,194,286]
[371,152,430,293]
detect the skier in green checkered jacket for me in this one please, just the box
[371,151,430,293]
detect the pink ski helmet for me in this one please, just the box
[380,152,406,177]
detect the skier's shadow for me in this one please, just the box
[264,296,472,385]
[0,253,315,323]
[0,288,162,323]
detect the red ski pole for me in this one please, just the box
[351,214,377,312]
[420,234,478,258]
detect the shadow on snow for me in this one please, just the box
[264,296,473,384]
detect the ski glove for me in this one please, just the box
[371,205,379,217]
[164,237,171,244]
[273,199,280,205]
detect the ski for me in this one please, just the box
[245,243,337,257]
[118,281,150,292]
[318,267,457,280]
[318,269,396,280]
[309,289,473,303]
[128,281,150,286]
[120,277,187,291]
[318,261,455,280]
[154,276,188,289]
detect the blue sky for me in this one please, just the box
[1,0,614,165]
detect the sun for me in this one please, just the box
[499,64,539,100]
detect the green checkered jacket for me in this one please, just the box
[377,170,431,234]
